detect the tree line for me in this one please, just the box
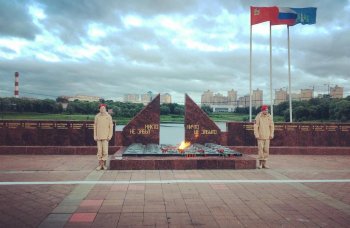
[235,96,350,122]
[275,96,350,122]
[0,97,185,117]
[1,96,349,122]
[0,97,63,113]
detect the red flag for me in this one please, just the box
[250,6,278,25]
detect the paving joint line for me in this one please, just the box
[38,170,104,227]
[266,169,350,215]
[1,179,350,185]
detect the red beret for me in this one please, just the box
[99,104,107,108]
[261,105,268,111]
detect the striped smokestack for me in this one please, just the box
[14,72,19,98]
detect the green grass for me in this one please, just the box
[0,113,93,120]
[160,115,184,123]
[0,112,285,124]
[0,113,132,124]
[208,113,248,122]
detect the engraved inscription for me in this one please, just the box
[300,125,310,131]
[56,123,69,129]
[128,123,159,135]
[24,122,37,129]
[286,125,298,131]
[8,122,21,129]
[313,125,325,131]
[72,123,83,129]
[274,125,284,131]
[340,126,350,132]
[326,125,338,132]
[40,123,54,129]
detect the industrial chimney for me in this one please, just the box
[14,72,19,98]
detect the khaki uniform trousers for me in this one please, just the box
[257,139,270,161]
[97,140,109,161]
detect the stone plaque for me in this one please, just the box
[312,124,327,146]
[225,122,350,147]
[56,122,70,146]
[339,125,350,146]
[22,126,38,146]
[285,124,299,146]
[0,122,4,145]
[7,122,22,129]
[85,123,96,146]
[0,120,115,146]
[21,128,39,146]
[122,94,160,146]
[38,121,57,145]
[326,124,339,146]
[24,122,38,129]
[271,124,285,146]
[70,122,85,146]
[185,94,221,144]
[40,122,55,129]
[5,121,24,145]
[242,123,256,146]
[298,124,313,146]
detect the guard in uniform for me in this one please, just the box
[254,105,274,169]
[94,104,114,170]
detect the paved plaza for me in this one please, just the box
[0,155,349,227]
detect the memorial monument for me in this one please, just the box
[184,94,221,144]
[1,94,348,162]
[110,94,256,170]
[120,94,160,146]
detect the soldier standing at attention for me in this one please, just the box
[94,104,114,170]
[254,105,274,169]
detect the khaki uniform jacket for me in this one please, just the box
[94,113,113,140]
[254,112,274,140]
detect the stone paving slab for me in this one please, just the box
[0,155,349,227]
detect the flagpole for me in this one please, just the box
[269,22,273,119]
[287,25,292,122]
[249,24,252,122]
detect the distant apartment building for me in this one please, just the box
[201,89,237,112]
[141,91,154,105]
[300,89,313,101]
[123,91,165,105]
[160,93,172,104]
[201,90,214,105]
[141,94,151,105]
[67,95,101,102]
[227,89,238,106]
[291,93,301,101]
[212,93,227,105]
[274,88,288,105]
[201,85,346,111]
[124,94,140,103]
[236,89,263,108]
[252,89,263,107]
[330,85,343,98]
[238,95,250,108]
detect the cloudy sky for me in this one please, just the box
[0,0,349,104]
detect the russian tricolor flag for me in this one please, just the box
[271,7,297,26]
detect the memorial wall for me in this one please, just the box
[0,120,116,146]
[227,122,350,147]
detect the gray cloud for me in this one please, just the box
[0,0,39,39]
[0,0,349,103]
